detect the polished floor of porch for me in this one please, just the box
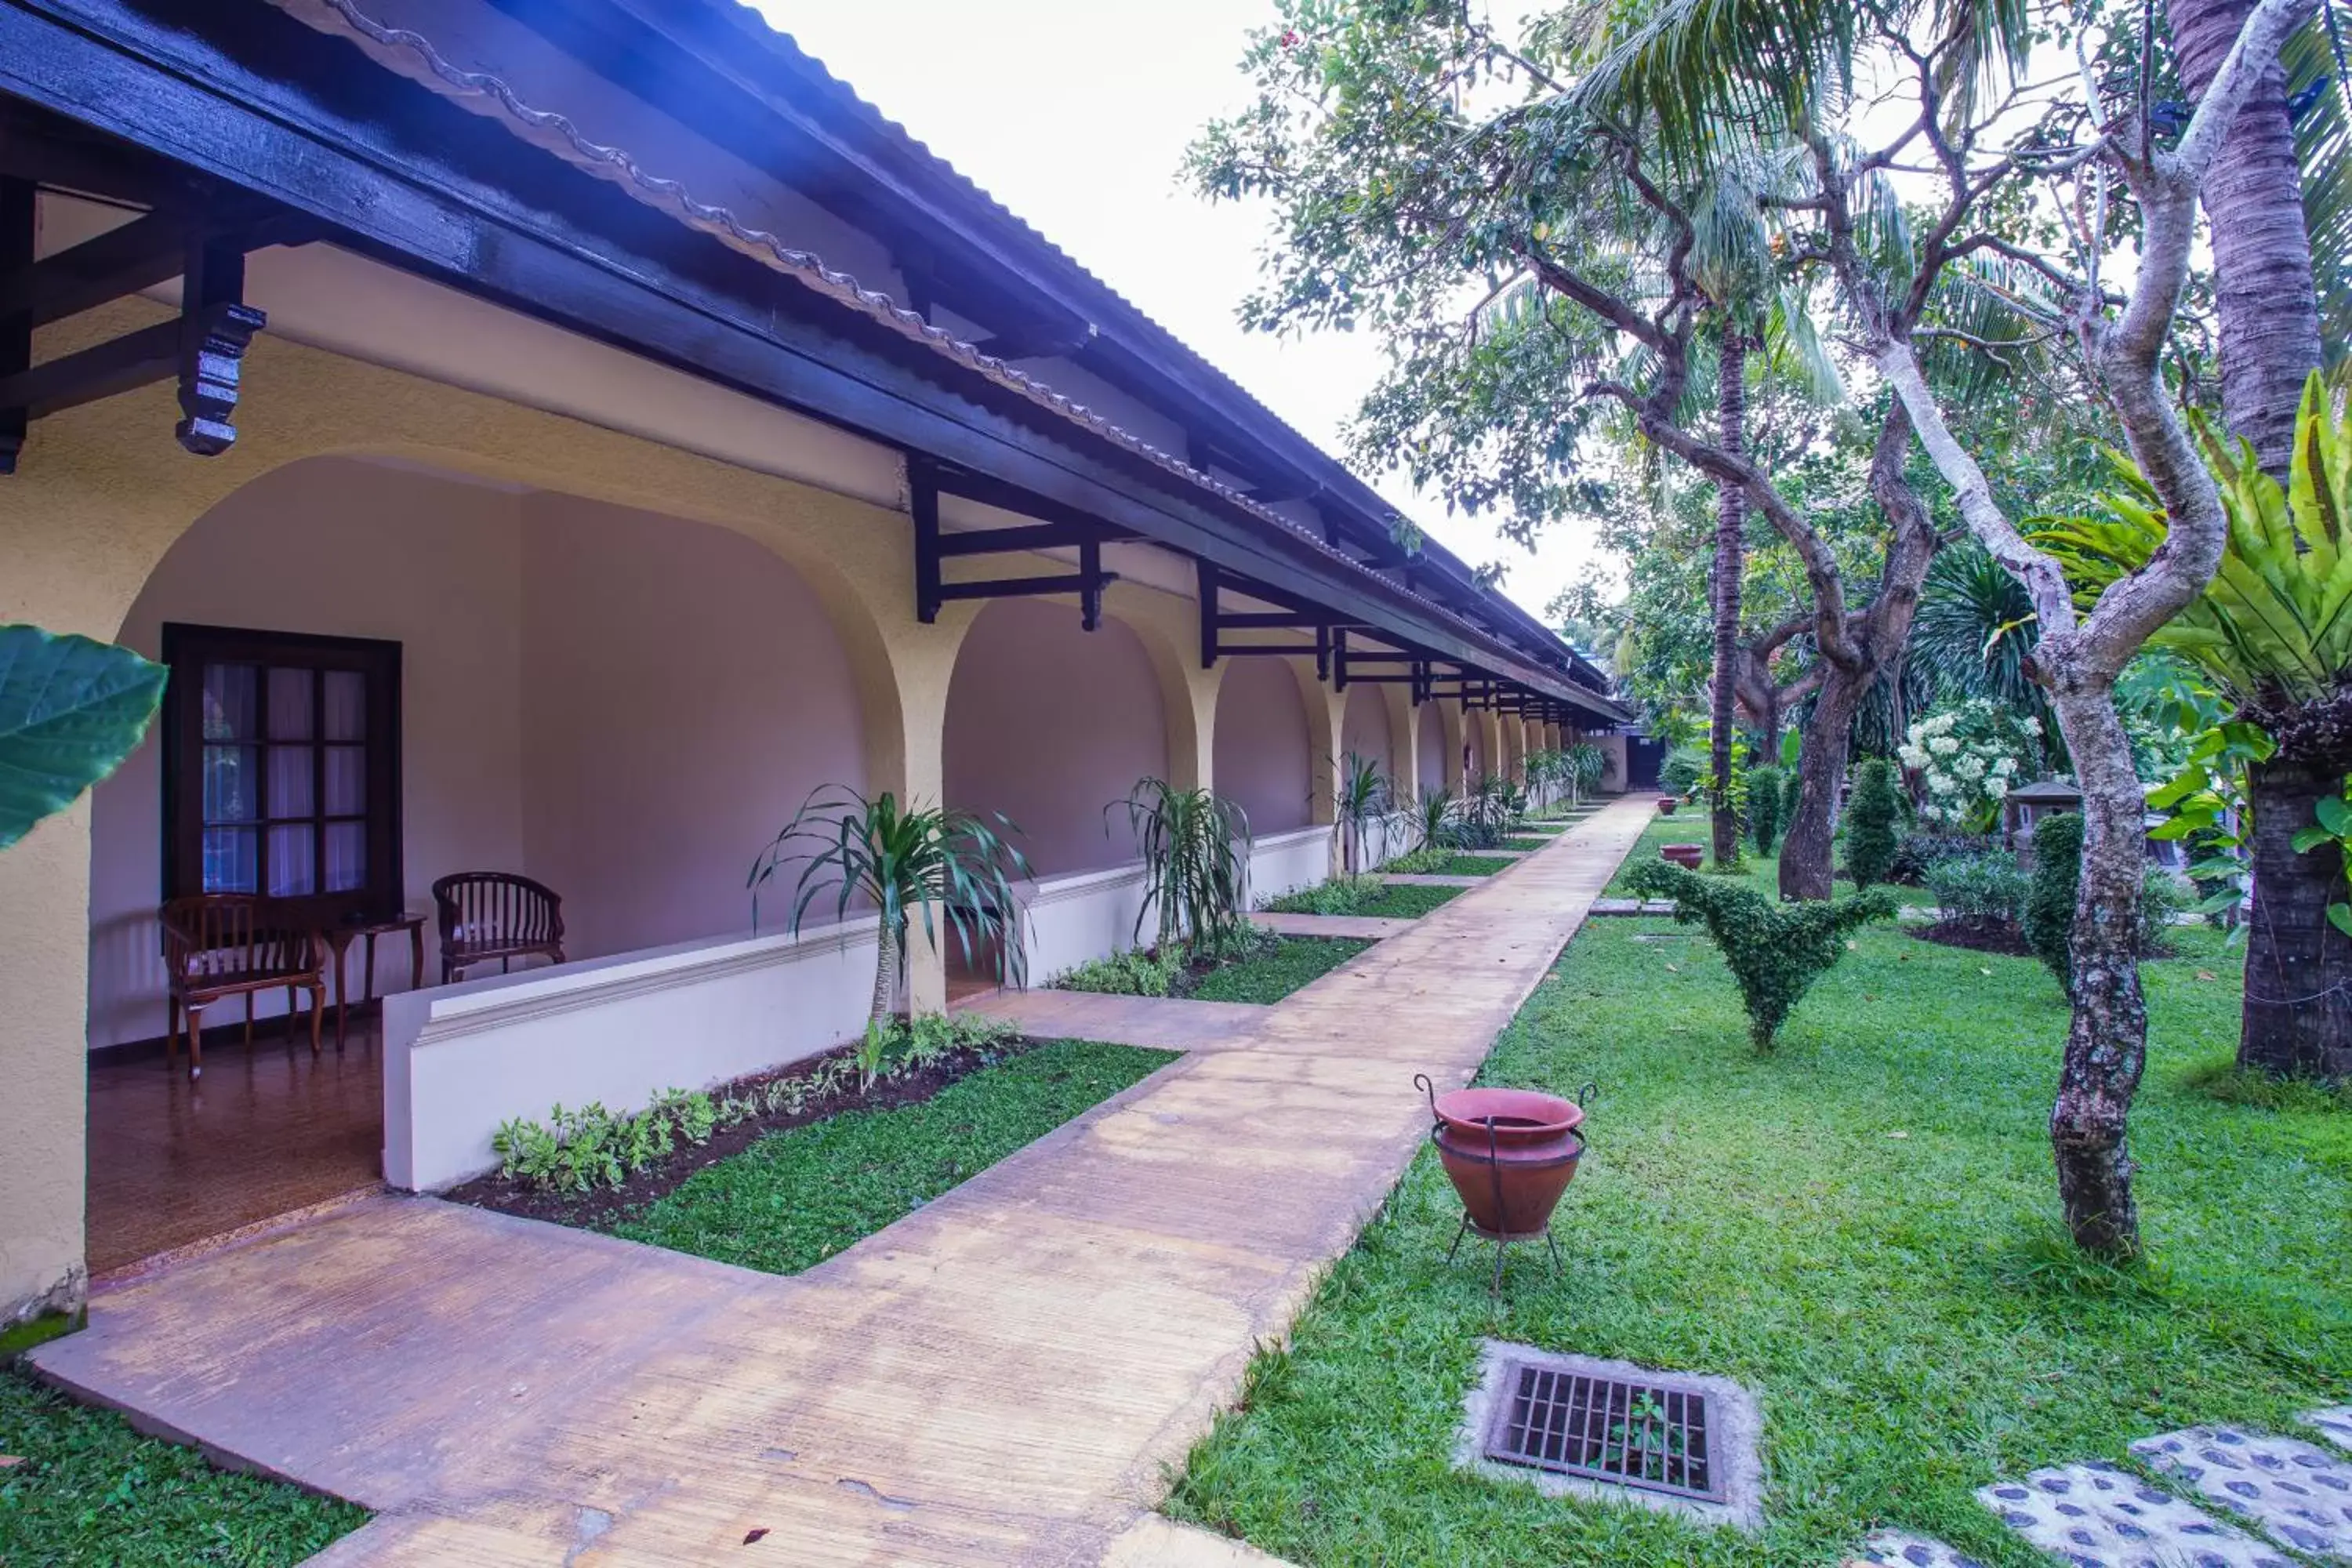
[31,797,1656,1568]
[85,1019,384,1276]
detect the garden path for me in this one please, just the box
[1247,910,1417,940]
[29,797,1657,1567]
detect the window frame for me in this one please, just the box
[160,622,404,920]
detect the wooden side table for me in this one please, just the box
[322,911,428,1046]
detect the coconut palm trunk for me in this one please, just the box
[2241,733,2352,1078]
[869,924,902,1022]
[1711,329,1749,867]
[2172,0,2325,479]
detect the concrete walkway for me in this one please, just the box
[1250,910,1416,940]
[31,797,1656,1567]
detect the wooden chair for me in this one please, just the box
[432,872,566,984]
[159,895,328,1080]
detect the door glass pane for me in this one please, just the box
[202,826,257,893]
[324,746,365,815]
[268,745,314,819]
[201,663,256,741]
[325,822,367,893]
[201,745,259,822]
[267,823,315,896]
[324,670,365,742]
[267,666,314,741]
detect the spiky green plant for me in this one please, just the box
[1415,786,1457,851]
[750,789,1029,1022]
[1111,778,1254,953]
[1332,752,1389,873]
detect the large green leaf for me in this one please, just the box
[0,625,167,851]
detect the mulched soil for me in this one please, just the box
[445,1035,1044,1231]
[1911,919,2036,956]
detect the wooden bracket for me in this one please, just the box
[911,456,1121,630]
[0,177,30,476]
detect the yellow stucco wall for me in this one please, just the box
[0,307,977,1322]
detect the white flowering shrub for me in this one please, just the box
[1896,699,2038,831]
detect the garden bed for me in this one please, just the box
[1912,917,2036,956]
[1165,883,2344,1568]
[609,1040,1171,1274]
[1057,931,1372,1004]
[449,1029,1163,1244]
[0,1370,366,1567]
[1262,877,1465,920]
[1385,851,1508,877]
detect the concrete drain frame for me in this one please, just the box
[1456,1342,1765,1531]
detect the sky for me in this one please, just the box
[755,0,1610,623]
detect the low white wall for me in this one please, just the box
[1251,825,1336,902]
[1022,862,1154,985]
[384,916,880,1191]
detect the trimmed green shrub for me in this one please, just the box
[1623,861,1898,1049]
[2025,811,2083,985]
[1748,764,1784,856]
[1923,853,2029,930]
[2024,811,2191,985]
[1844,759,1901,887]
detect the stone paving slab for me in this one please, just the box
[2311,1409,2352,1455]
[1250,910,1416,940]
[2132,1425,2352,1561]
[1377,873,1487,887]
[1849,1529,1984,1566]
[1591,898,1677,916]
[29,797,1657,1566]
[959,989,1264,1052]
[1979,1461,2295,1568]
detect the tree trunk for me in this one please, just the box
[2172,0,2324,477]
[1779,666,1866,901]
[1710,331,1750,866]
[2047,686,2151,1257]
[2238,742,2352,1078]
[869,924,902,1022]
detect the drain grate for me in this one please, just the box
[1483,1360,1725,1502]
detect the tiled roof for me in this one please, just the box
[281,0,1616,711]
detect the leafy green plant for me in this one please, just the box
[2291,777,2352,938]
[2148,721,2274,927]
[1414,785,1457,851]
[1843,759,1901,887]
[1925,853,2029,931]
[1748,764,1784,856]
[1660,745,1707,798]
[1262,874,1379,916]
[750,787,1029,1022]
[1058,946,1188,998]
[0,625,169,851]
[1330,753,1388,874]
[1564,741,1608,804]
[1623,860,1896,1049]
[1114,777,1254,951]
[1890,830,1992,884]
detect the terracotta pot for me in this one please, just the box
[1657,797,1678,815]
[1418,1080,1591,1240]
[1662,844,1704,869]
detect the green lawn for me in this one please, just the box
[1167,913,2350,1566]
[0,1370,365,1567]
[614,1039,1172,1273]
[1501,837,1550,852]
[1187,936,1373,1004]
[1606,815,1937,908]
[1263,877,1465,920]
[1389,852,1508,878]
[1349,882,1465,919]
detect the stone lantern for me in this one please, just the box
[2003,776,2082,868]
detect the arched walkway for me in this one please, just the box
[79,454,882,1272]
[942,598,1167,877]
[1212,658,1312,834]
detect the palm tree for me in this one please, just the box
[750,788,1029,1023]
[1332,753,1389,874]
[2035,374,2352,1080]
[1910,541,2063,766]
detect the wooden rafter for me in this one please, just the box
[910,456,1129,630]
